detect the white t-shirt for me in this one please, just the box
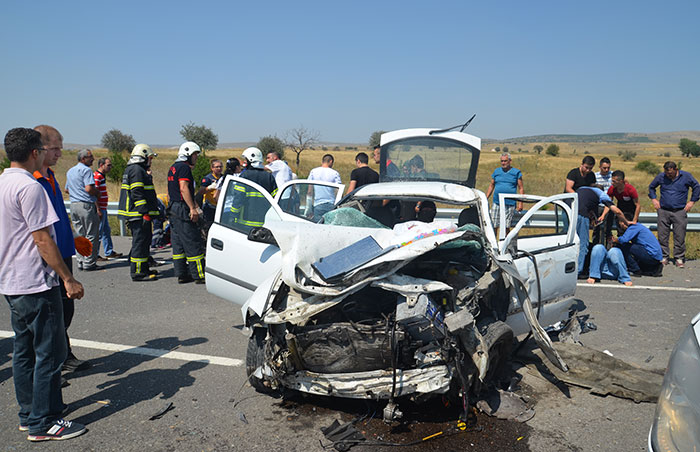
[0,168,60,295]
[266,160,293,188]
[308,166,342,206]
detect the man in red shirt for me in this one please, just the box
[94,158,123,260]
[607,170,641,223]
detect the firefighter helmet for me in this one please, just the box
[242,147,264,169]
[131,143,157,159]
[178,141,201,158]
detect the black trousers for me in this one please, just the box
[128,218,152,277]
[58,256,75,358]
[169,202,205,279]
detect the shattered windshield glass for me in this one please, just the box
[380,136,479,186]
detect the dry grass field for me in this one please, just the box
[47,140,700,258]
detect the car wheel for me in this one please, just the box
[246,327,273,393]
[480,320,514,385]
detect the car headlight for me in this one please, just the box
[649,321,700,452]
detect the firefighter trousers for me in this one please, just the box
[128,218,152,278]
[169,202,205,280]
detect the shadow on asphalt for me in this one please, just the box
[64,336,209,425]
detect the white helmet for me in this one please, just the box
[178,141,201,159]
[129,144,157,163]
[242,147,264,168]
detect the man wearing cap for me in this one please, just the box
[168,142,206,284]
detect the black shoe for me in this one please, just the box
[577,273,589,280]
[194,278,205,285]
[62,356,90,372]
[132,273,158,282]
[27,419,86,441]
[178,275,194,284]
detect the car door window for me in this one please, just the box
[276,180,345,220]
[219,178,282,233]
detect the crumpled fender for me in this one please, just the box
[493,254,569,372]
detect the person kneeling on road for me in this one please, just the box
[613,214,664,277]
[118,144,160,281]
[587,244,633,286]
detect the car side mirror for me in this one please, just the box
[248,227,278,246]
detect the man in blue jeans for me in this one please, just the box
[0,128,86,441]
[586,244,633,286]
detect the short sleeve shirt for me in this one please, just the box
[566,168,596,192]
[65,162,97,202]
[167,161,194,202]
[350,166,379,189]
[266,160,293,188]
[94,170,108,209]
[308,166,342,206]
[491,167,522,206]
[200,173,220,206]
[0,168,60,295]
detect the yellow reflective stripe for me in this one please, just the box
[173,254,186,260]
[186,254,205,262]
[148,210,159,215]
[134,200,147,206]
[236,219,264,227]
[230,206,241,213]
[195,260,204,279]
[144,185,154,190]
[130,182,144,189]
[245,191,264,198]
[270,188,278,197]
[130,257,148,263]
[121,184,130,189]
[118,210,142,217]
[233,185,246,193]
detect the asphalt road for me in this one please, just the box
[0,236,698,452]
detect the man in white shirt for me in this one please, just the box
[308,154,342,221]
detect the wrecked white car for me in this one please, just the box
[205,126,580,420]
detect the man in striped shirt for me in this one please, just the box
[94,158,122,260]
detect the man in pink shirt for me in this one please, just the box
[0,128,86,441]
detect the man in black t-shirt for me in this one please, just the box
[167,141,206,284]
[565,156,596,193]
[346,152,379,194]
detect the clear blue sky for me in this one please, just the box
[2,0,698,145]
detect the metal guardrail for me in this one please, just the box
[436,208,700,232]
[64,202,700,236]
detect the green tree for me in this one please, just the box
[635,160,660,175]
[545,144,560,156]
[101,129,136,154]
[257,135,285,159]
[502,146,509,153]
[1,156,10,171]
[617,150,637,161]
[679,138,700,157]
[368,130,386,148]
[180,122,218,151]
[534,145,543,154]
[107,152,128,183]
[286,126,319,171]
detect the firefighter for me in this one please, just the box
[168,141,205,284]
[117,144,160,281]
[228,147,279,230]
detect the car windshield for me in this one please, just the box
[380,136,479,186]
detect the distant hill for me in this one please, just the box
[500,131,700,144]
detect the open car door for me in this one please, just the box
[206,177,344,306]
[274,179,345,220]
[498,193,579,319]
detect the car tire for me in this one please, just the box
[245,327,273,393]
[480,320,514,385]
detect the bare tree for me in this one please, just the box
[285,126,320,171]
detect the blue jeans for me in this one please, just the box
[99,208,113,256]
[588,245,631,283]
[619,242,661,274]
[312,202,335,222]
[4,286,67,433]
[576,215,590,274]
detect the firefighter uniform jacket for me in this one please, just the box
[118,162,159,221]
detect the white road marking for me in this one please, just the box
[0,331,242,367]
[577,283,700,293]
